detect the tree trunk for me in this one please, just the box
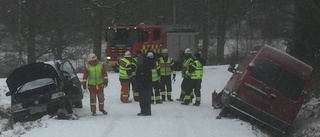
[26,11,36,64]
[92,4,103,60]
[216,15,227,64]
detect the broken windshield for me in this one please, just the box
[17,78,55,93]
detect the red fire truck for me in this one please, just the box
[105,23,197,71]
[105,23,164,71]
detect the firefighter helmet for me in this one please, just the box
[162,48,168,54]
[87,53,97,61]
[184,48,192,54]
[147,52,154,58]
[124,51,132,57]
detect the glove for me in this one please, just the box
[104,79,108,84]
[173,74,176,80]
[104,79,108,87]
[82,84,87,89]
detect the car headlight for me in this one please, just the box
[11,103,23,112]
[106,56,111,60]
[51,92,65,99]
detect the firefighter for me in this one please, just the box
[82,53,108,116]
[187,52,205,106]
[131,50,142,101]
[158,48,175,101]
[118,51,134,103]
[149,52,162,104]
[177,48,194,102]
[136,52,154,116]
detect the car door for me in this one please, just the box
[60,59,82,90]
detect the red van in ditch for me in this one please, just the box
[214,45,313,133]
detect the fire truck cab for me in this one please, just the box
[105,23,165,71]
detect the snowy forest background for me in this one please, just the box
[0,0,320,98]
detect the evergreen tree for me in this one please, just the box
[287,0,320,96]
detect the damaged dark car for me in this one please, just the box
[6,60,83,122]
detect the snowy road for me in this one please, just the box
[0,65,267,137]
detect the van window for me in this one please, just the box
[251,58,305,101]
[251,59,282,87]
[275,70,304,101]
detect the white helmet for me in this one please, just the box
[147,52,154,58]
[162,48,168,54]
[184,48,192,54]
[87,53,97,61]
[124,51,132,57]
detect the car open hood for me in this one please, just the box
[6,62,59,93]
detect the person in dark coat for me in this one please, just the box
[136,52,154,116]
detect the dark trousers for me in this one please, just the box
[151,81,161,101]
[139,86,152,114]
[182,77,193,104]
[193,79,202,104]
[178,77,187,100]
[160,75,172,100]
[139,101,151,114]
[130,76,139,101]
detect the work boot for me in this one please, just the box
[92,112,97,116]
[151,100,155,104]
[100,110,108,115]
[137,113,152,116]
[181,101,189,105]
[193,103,200,106]
[156,100,162,104]
[167,96,173,101]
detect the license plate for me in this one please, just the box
[30,105,47,114]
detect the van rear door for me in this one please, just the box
[268,69,305,123]
[248,58,283,116]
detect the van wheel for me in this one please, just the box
[213,92,223,109]
[74,100,83,108]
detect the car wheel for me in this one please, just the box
[74,100,83,108]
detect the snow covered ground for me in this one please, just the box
[0,65,287,137]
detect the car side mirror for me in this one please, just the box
[6,92,11,96]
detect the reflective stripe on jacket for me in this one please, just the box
[118,58,131,79]
[190,60,203,79]
[159,57,174,76]
[151,61,160,82]
[182,57,193,77]
[86,62,104,85]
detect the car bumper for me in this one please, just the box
[223,90,292,133]
[11,97,67,121]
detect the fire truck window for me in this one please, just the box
[251,58,282,87]
[275,70,304,101]
[106,29,138,47]
[154,29,161,41]
[139,30,148,42]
